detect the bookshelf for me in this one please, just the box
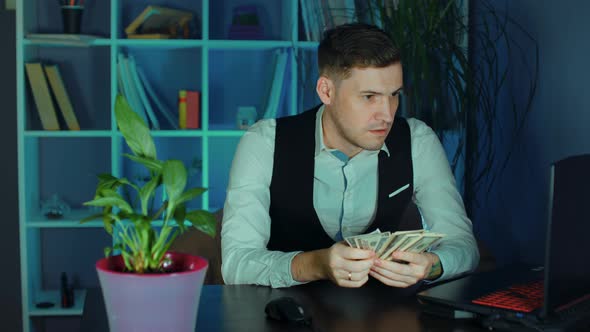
[17,0,323,331]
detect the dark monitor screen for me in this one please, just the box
[544,155,590,316]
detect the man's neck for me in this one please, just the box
[321,107,362,158]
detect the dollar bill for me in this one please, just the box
[404,233,445,253]
[344,229,444,259]
[344,229,381,249]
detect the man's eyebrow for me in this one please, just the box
[359,87,404,95]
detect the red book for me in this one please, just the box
[186,90,200,129]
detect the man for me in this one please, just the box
[221,23,479,288]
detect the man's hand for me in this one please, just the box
[322,242,376,287]
[369,252,441,288]
[291,242,375,288]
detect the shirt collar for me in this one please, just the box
[314,105,390,157]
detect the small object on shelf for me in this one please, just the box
[125,5,194,39]
[178,90,187,129]
[236,106,257,129]
[60,1,84,34]
[41,194,71,219]
[35,302,55,309]
[185,90,201,129]
[60,272,75,308]
[228,5,263,40]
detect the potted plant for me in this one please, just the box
[352,0,538,214]
[82,94,216,332]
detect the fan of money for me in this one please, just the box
[344,229,445,260]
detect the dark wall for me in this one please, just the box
[472,1,590,266]
[0,4,21,332]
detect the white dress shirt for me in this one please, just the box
[221,106,479,287]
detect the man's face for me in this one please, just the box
[321,63,403,157]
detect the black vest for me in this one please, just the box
[267,105,413,252]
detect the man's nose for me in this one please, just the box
[377,97,395,123]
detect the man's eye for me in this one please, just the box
[363,95,374,101]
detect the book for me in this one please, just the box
[43,64,80,130]
[185,91,200,129]
[117,53,149,125]
[136,68,178,129]
[25,63,60,130]
[127,55,160,130]
[178,90,187,129]
[125,5,193,37]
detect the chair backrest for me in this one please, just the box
[170,209,224,285]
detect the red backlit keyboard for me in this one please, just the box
[472,280,544,312]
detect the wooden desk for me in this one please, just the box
[82,279,488,331]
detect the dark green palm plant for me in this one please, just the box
[82,95,217,273]
[356,0,538,213]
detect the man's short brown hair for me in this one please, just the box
[318,23,401,82]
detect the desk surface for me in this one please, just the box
[82,279,488,332]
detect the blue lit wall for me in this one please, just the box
[471,0,590,266]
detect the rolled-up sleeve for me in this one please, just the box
[409,119,480,281]
[220,120,305,288]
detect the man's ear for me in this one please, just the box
[316,76,335,105]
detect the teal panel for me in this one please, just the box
[208,136,240,210]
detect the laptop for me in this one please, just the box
[417,155,590,331]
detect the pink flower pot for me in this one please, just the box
[96,252,208,332]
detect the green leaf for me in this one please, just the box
[84,196,134,214]
[176,187,207,206]
[95,174,122,197]
[173,203,187,233]
[103,215,114,235]
[162,160,187,218]
[162,160,187,201]
[185,210,217,238]
[123,154,163,173]
[139,173,161,216]
[104,246,112,258]
[80,213,103,224]
[114,94,156,159]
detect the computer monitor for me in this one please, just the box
[543,154,590,316]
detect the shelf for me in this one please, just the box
[207,40,292,49]
[151,130,204,137]
[24,129,246,138]
[117,39,205,48]
[112,39,295,49]
[27,209,103,228]
[29,289,87,316]
[27,221,104,229]
[24,38,111,47]
[24,130,113,138]
[296,41,320,49]
[207,130,246,137]
[17,1,315,331]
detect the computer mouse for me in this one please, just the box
[265,296,308,325]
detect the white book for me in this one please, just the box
[137,68,178,130]
[127,55,160,130]
[117,53,148,124]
